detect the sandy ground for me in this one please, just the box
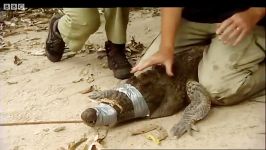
[0,9,265,150]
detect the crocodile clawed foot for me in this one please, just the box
[170,122,188,138]
[89,91,104,100]
[170,121,199,138]
[191,123,199,132]
[89,90,118,100]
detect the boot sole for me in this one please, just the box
[45,15,64,62]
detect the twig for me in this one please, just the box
[140,32,160,57]
[0,120,84,126]
[249,99,265,103]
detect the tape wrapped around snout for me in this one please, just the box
[116,84,150,118]
[94,103,117,126]
[93,84,149,126]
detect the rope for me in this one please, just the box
[0,120,84,126]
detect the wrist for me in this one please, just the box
[160,41,174,50]
[247,7,265,23]
[159,44,174,54]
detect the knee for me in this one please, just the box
[58,9,101,51]
[200,74,255,106]
[66,13,101,34]
[61,8,101,35]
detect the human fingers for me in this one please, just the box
[216,18,233,35]
[225,26,242,45]
[130,57,157,73]
[219,23,238,43]
[232,29,248,46]
[165,60,174,76]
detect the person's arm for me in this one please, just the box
[160,7,183,56]
[216,7,265,46]
[131,7,183,76]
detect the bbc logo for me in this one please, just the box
[3,3,25,10]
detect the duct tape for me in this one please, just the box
[94,103,117,126]
[116,84,150,118]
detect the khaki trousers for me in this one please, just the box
[57,8,129,51]
[175,19,265,105]
[139,20,265,105]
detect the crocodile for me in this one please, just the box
[81,45,212,138]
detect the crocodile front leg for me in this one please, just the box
[170,80,211,138]
[89,90,117,100]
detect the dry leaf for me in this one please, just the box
[153,127,168,141]
[88,141,103,150]
[84,44,94,50]
[72,78,84,83]
[83,43,100,54]
[86,74,95,83]
[6,41,12,47]
[0,46,10,51]
[79,68,89,76]
[126,36,145,54]
[35,19,49,25]
[146,134,160,145]
[87,78,95,83]
[68,137,88,150]
[101,63,108,69]
[57,147,66,150]
[97,47,105,52]
[79,86,94,94]
[130,124,159,135]
[96,127,109,142]
[43,128,50,132]
[28,37,41,41]
[14,55,22,65]
[96,51,106,59]
[24,27,35,31]
[83,127,108,150]
[83,144,88,150]
[53,126,66,132]
[7,81,18,85]
[13,146,19,150]
[62,52,76,60]
[3,31,18,37]
[145,126,168,145]
[152,9,160,17]
[29,48,46,56]
[31,68,40,73]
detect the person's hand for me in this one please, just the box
[131,8,183,76]
[216,8,265,46]
[131,47,174,76]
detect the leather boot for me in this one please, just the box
[45,15,65,62]
[105,41,133,79]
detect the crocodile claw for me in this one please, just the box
[89,91,103,100]
[170,121,198,138]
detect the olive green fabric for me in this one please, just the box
[57,8,129,51]
[175,19,265,105]
[140,19,265,105]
